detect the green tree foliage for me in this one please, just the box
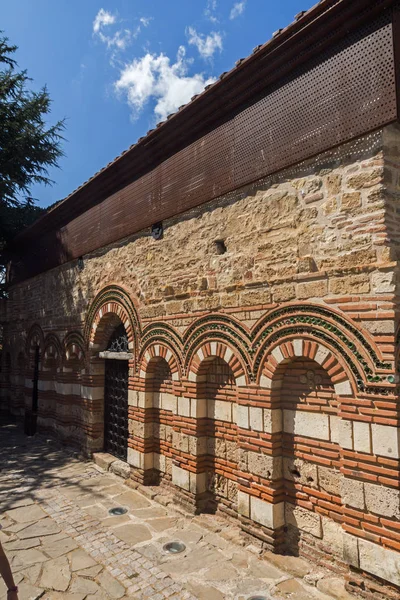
[0,33,65,295]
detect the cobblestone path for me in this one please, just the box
[0,420,355,600]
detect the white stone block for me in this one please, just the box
[364,482,400,519]
[329,415,340,444]
[237,491,250,518]
[189,472,207,494]
[343,532,360,568]
[210,342,217,356]
[188,370,196,382]
[353,421,371,454]
[250,407,263,432]
[339,419,353,450]
[165,349,172,363]
[251,497,284,529]
[263,409,283,434]
[285,503,322,538]
[259,375,273,389]
[161,393,177,414]
[372,424,400,458]
[212,400,233,422]
[190,398,207,418]
[224,347,233,363]
[341,478,365,510]
[81,386,103,401]
[283,410,330,440]
[237,405,250,429]
[172,372,179,381]
[359,538,400,587]
[314,345,330,366]
[143,453,154,470]
[142,391,153,408]
[271,346,284,364]
[127,448,143,469]
[172,464,190,491]
[334,380,352,396]
[128,389,138,407]
[293,339,303,357]
[236,374,246,387]
[197,348,205,362]
[178,396,190,417]
[153,453,166,473]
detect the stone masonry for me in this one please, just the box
[1,124,400,598]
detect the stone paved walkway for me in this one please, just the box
[0,419,356,600]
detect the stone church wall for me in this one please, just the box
[2,124,400,597]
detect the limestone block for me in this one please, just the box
[237,490,250,518]
[161,393,177,414]
[189,472,207,494]
[208,400,233,422]
[153,453,166,473]
[177,396,190,417]
[127,449,144,470]
[321,517,344,556]
[248,451,281,480]
[237,405,249,429]
[343,532,359,568]
[341,192,361,210]
[353,421,371,454]
[371,271,396,294]
[341,478,365,510]
[225,440,237,462]
[318,466,341,496]
[238,448,248,471]
[272,284,296,302]
[359,538,400,587]
[372,424,400,458]
[285,503,322,538]
[329,416,340,444]
[283,410,330,440]
[263,409,282,434]
[208,437,226,458]
[249,407,263,431]
[364,482,400,519]
[172,464,190,491]
[297,280,328,300]
[251,496,284,529]
[283,457,318,487]
[339,420,353,450]
[191,398,207,418]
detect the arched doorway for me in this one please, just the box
[102,323,130,461]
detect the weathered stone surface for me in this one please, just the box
[364,482,400,518]
[97,571,125,599]
[187,582,225,600]
[359,538,400,587]
[340,478,365,510]
[112,490,150,509]
[109,460,130,479]
[262,552,311,578]
[317,577,355,599]
[113,523,152,544]
[70,548,97,571]
[11,548,48,568]
[18,518,61,539]
[6,505,47,523]
[285,504,322,538]
[40,556,71,592]
[92,452,115,471]
[69,577,100,595]
[40,535,78,558]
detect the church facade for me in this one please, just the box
[2,1,400,596]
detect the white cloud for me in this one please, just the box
[205,0,218,23]
[93,9,151,52]
[114,46,215,121]
[93,8,116,33]
[187,27,223,60]
[139,17,152,27]
[230,1,246,19]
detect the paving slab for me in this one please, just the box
[18,518,61,539]
[6,504,47,523]
[70,577,100,595]
[98,571,126,599]
[112,491,151,510]
[40,556,71,592]
[112,523,152,545]
[70,548,98,572]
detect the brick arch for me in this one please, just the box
[43,333,63,372]
[139,343,181,381]
[258,337,356,397]
[187,341,247,386]
[63,332,86,371]
[26,324,44,357]
[84,284,140,361]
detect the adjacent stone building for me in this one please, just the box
[1,0,400,597]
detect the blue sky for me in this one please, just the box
[1,0,314,208]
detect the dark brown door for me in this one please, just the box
[104,359,128,461]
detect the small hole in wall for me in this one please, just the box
[291,469,301,477]
[307,476,314,483]
[214,239,227,255]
